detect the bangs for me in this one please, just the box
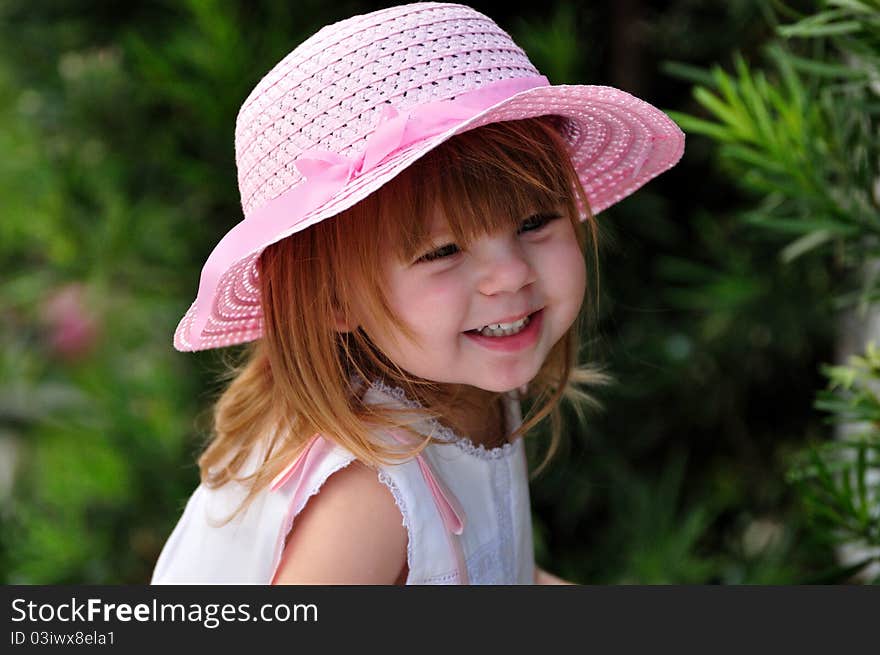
[373,115,586,264]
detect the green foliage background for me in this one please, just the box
[1,0,870,583]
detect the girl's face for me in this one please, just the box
[356,203,586,394]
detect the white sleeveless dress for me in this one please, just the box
[150,378,535,585]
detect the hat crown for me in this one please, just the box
[234,2,540,218]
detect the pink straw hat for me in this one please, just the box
[174,2,685,352]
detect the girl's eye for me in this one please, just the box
[417,243,460,263]
[414,212,562,264]
[518,211,562,234]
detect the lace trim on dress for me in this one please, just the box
[366,377,518,461]
[376,469,414,584]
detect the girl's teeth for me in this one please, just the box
[478,315,530,337]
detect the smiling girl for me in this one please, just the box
[151,2,684,585]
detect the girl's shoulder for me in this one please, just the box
[271,457,409,584]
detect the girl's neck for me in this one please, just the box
[364,377,510,449]
[436,384,509,449]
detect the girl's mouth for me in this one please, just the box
[463,308,543,352]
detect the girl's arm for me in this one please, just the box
[271,461,408,585]
[535,566,575,585]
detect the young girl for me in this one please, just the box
[151,2,684,585]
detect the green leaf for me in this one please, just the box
[779,19,864,38]
[799,555,879,583]
[825,0,880,15]
[740,213,860,236]
[783,52,869,79]
[762,82,802,138]
[820,363,858,390]
[734,54,776,148]
[810,446,836,487]
[840,460,856,514]
[856,443,868,520]
[660,60,716,87]
[721,143,789,175]
[764,45,806,115]
[780,230,835,263]
[664,111,736,142]
[693,86,752,140]
[802,494,855,534]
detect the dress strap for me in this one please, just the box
[388,430,469,585]
[269,433,329,494]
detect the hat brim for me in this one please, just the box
[175,83,684,351]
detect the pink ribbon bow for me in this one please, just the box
[293,99,477,190]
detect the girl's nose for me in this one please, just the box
[475,238,536,296]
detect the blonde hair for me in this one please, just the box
[197,115,614,525]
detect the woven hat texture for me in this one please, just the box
[175,1,685,352]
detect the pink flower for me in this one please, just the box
[39,283,101,362]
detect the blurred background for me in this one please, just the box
[1,0,878,584]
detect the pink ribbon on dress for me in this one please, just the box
[187,75,550,344]
[269,432,327,493]
[387,430,469,585]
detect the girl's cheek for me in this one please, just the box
[545,236,587,298]
[397,274,459,319]
[417,278,462,315]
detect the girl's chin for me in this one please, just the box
[471,369,540,394]
[423,377,533,395]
